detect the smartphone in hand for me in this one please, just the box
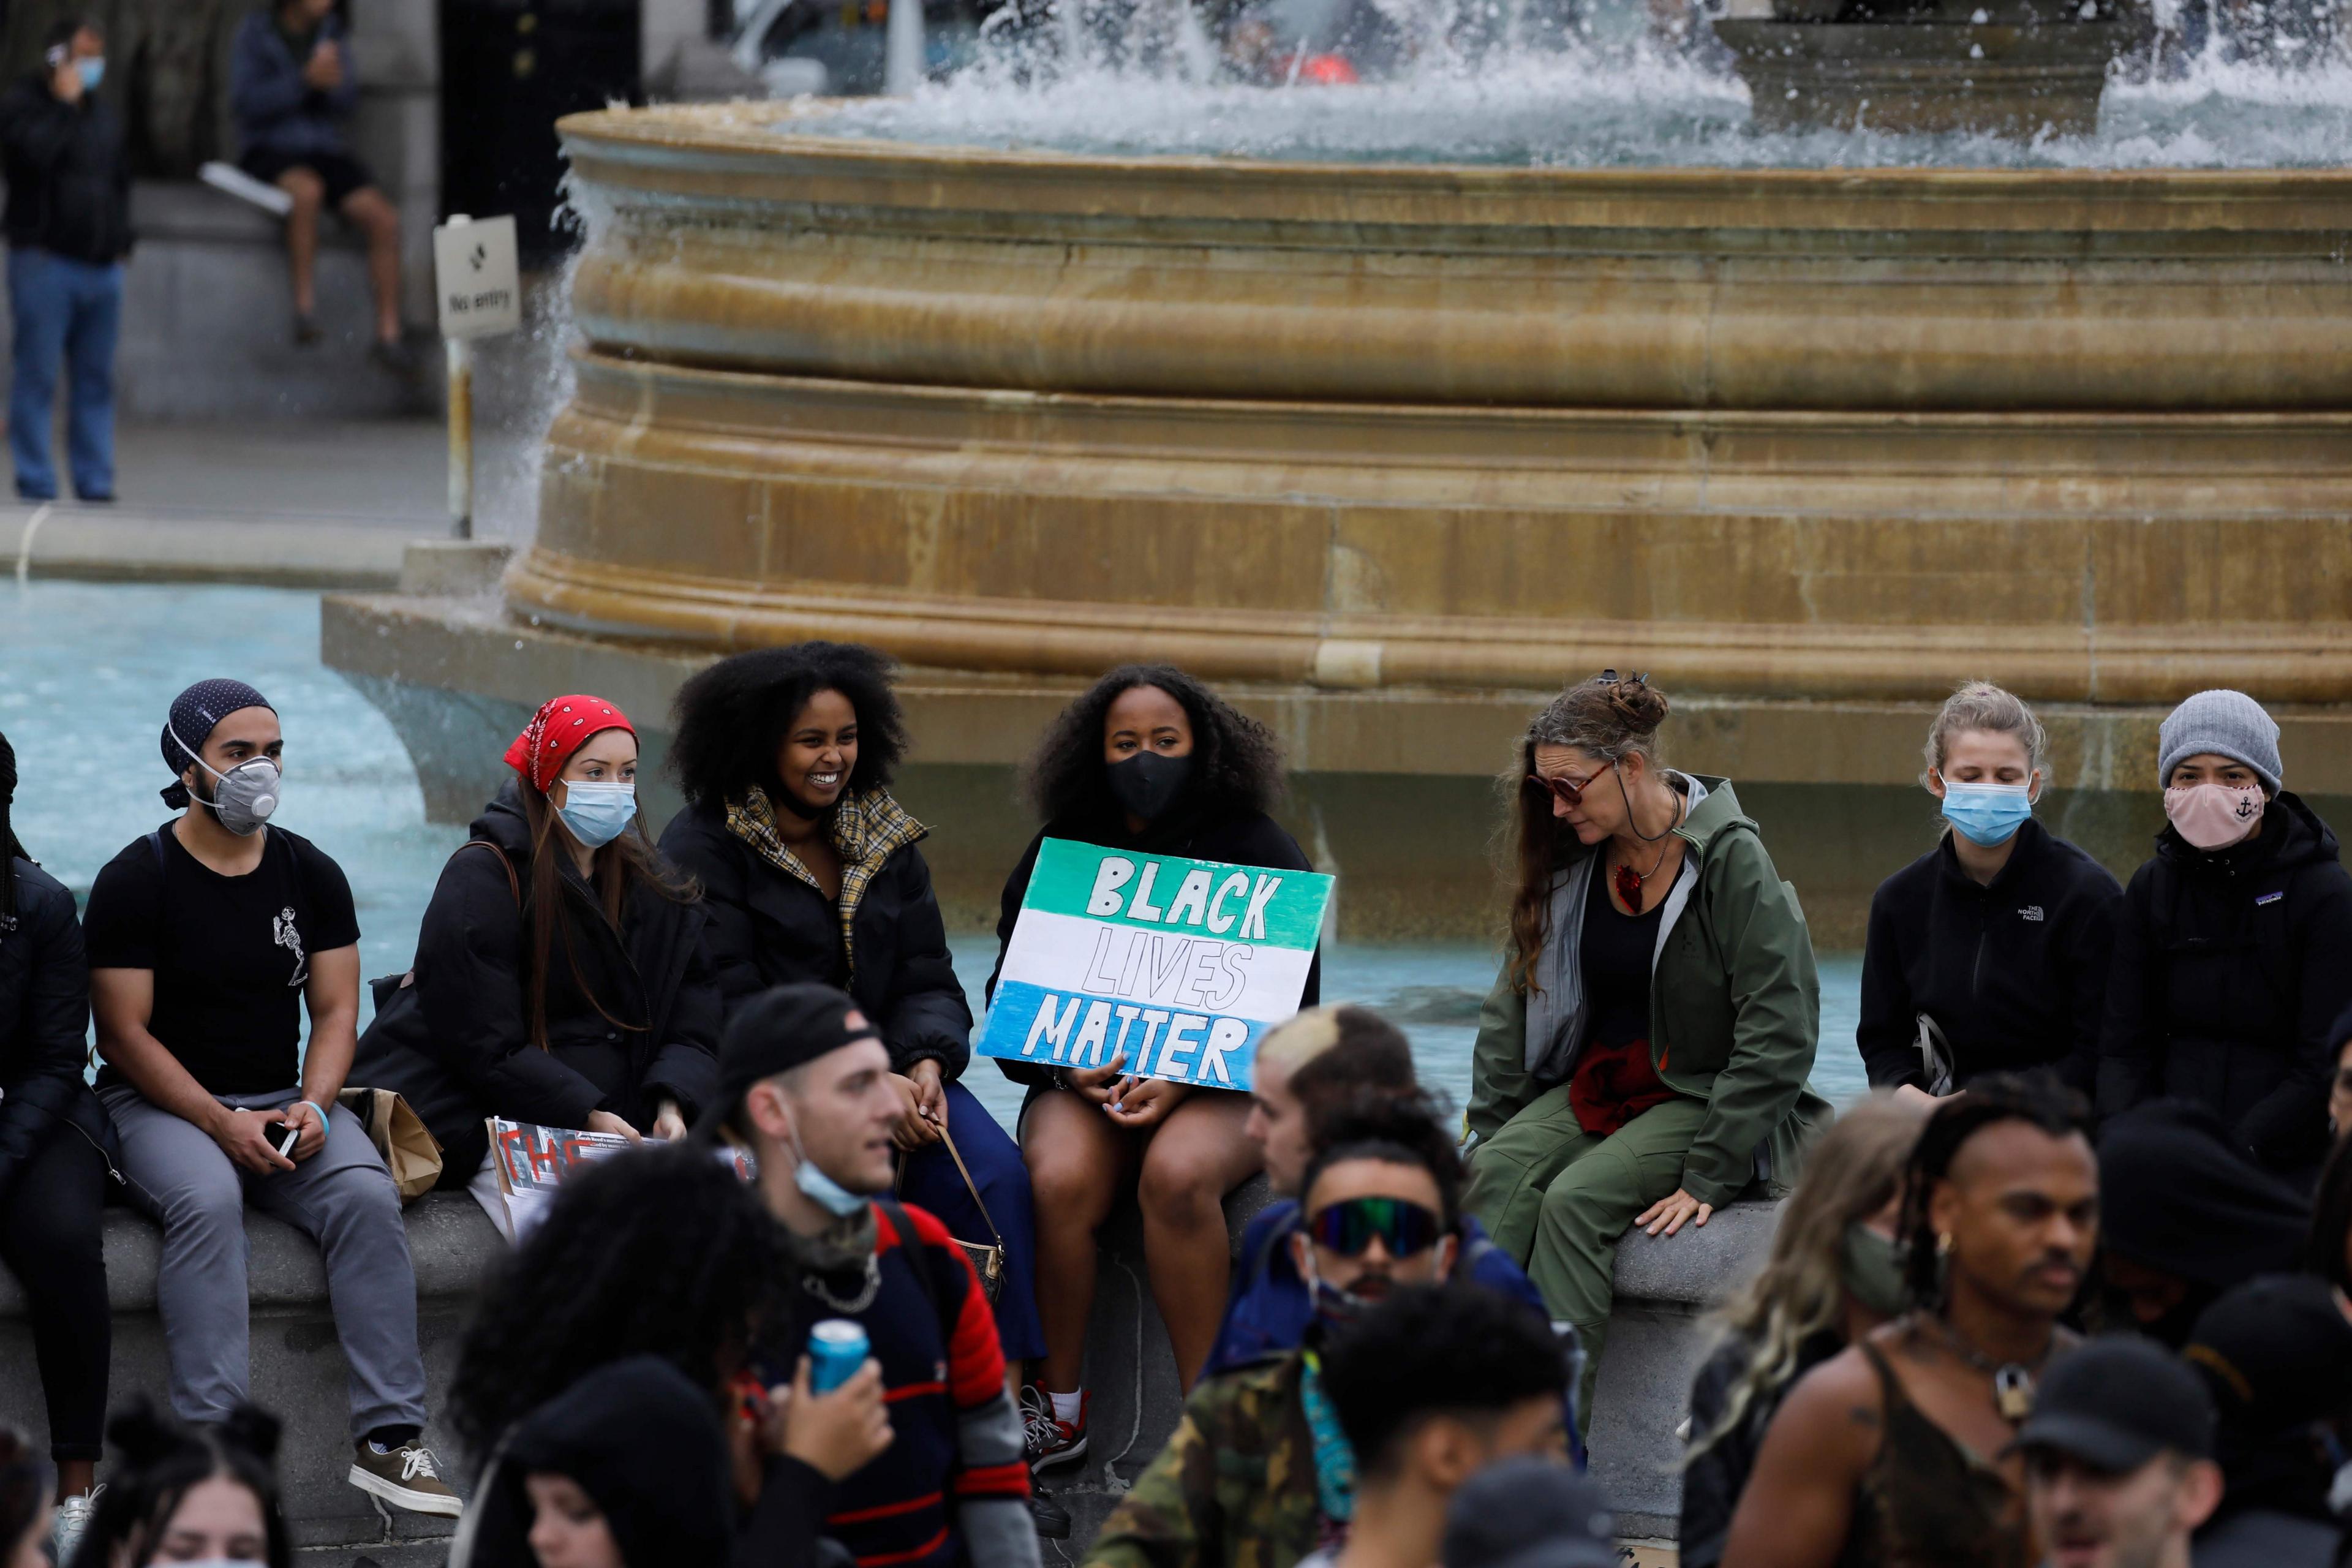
[263,1121,300,1159]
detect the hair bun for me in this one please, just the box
[105,1401,182,1468]
[1594,669,1669,734]
[219,1405,282,1464]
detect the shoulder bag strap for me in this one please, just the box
[938,1128,1006,1251]
[459,838,521,907]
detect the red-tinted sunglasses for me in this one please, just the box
[1532,767,1605,808]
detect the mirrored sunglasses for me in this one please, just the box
[1306,1196,1444,1259]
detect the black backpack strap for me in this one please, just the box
[875,1197,962,1343]
[148,827,168,870]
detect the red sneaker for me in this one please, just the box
[1020,1385,1090,1473]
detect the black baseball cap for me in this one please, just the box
[1441,1456,1617,1568]
[2185,1273,2352,1436]
[692,982,884,1142]
[2011,1336,2217,1473]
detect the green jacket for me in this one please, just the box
[1084,1354,1321,1568]
[1467,776,1831,1208]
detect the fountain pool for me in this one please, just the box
[9,579,1869,1125]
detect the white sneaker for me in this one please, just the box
[52,1485,102,1564]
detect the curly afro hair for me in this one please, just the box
[669,641,909,807]
[450,1144,799,1466]
[1023,664,1286,829]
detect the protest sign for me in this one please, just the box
[976,838,1332,1093]
[487,1117,634,1240]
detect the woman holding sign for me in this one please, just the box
[1464,670,1828,1428]
[353,695,722,1235]
[658,643,1046,1370]
[987,664,1320,1468]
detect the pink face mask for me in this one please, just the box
[2165,782,2265,850]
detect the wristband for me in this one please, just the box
[296,1099,331,1134]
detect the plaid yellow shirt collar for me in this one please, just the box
[725,785,927,980]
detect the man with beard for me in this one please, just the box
[1724,1074,2099,1568]
[1085,1098,1485,1568]
[2016,1337,2224,1568]
[699,983,1039,1568]
[82,680,458,1517]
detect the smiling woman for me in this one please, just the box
[656,641,1046,1372]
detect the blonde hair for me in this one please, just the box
[1685,1095,1929,1464]
[1257,1008,1346,1077]
[1921,680,2048,789]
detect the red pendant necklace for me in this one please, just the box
[1613,772,1685,910]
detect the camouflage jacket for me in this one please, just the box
[1083,1354,1323,1568]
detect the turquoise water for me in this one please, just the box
[1,579,1870,1129]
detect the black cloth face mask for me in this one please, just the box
[1107,751,1194,824]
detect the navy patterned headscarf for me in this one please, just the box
[160,679,274,809]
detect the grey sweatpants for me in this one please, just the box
[100,1085,429,1441]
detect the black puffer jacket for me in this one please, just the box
[2097,791,2352,1177]
[987,802,1321,1089]
[0,856,119,1199]
[353,784,722,1175]
[658,791,971,1078]
[1856,820,2122,1094]
[0,72,130,263]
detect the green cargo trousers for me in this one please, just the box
[1463,1087,1709,1429]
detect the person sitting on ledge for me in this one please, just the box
[1857,681,2122,1101]
[0,728,117,1561]
[1678,1093,1927,1568]
[1085,1096,1488,1568]
[353,692,719,1238]
[989,663,1320,1469]
[84,680,459,1519]
[658,642,1042,1374]
[2097,688,2352,1183]
[1463,669,1828,1431]
[1210,1008,1550,1389]
[228,0,410,369]
[1723,1074,2098,1568]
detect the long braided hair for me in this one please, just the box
[1896,1073,2094,1310]
[0,728,22,935]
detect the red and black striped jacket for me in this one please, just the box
[777,1200,1034,1568]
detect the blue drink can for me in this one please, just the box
[809,1319,870,1394]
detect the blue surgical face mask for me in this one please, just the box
[793,1144,870,1218]
[75,56,103,91]
[556,780,635,850]
[1938,778,2034,848]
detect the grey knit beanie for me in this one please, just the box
[2158,689,2282,794]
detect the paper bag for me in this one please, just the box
[337,1087,444,1203]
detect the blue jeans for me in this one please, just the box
[9,247,123,500]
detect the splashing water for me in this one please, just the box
[780,0,2352,167]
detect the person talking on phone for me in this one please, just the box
[83,679,461,1520]
[354,693,720,1237]
[0,13,130,503]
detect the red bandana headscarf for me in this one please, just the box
[504,695,635,793]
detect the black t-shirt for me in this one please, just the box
[1581,861,1663,1049]
[83,824,360,1095]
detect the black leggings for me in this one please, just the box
[0,1128,110,1460]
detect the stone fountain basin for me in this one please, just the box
[517,102,2352,710]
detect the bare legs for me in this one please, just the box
[56,1459,93,1502]
[1137,1093,1262,1390]
[273,167,325,325]
[273,170,405,348]
[1019,1088,1264,1396]
[1023,1090,1136,1395]
[340,186,404,347]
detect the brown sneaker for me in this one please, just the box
[349,1439,462,1517]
